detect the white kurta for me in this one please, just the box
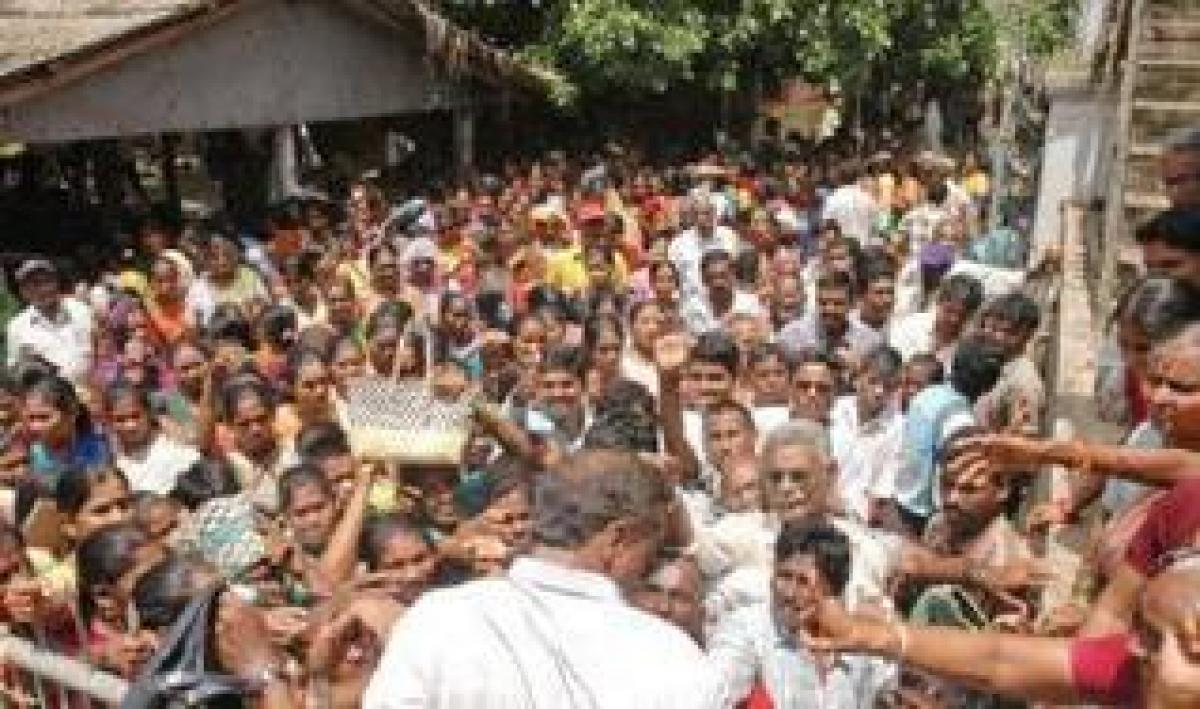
[828,396,904,521]
[363,556,714,708]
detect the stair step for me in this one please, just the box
[1131,114,1200,148]
[1133,99,1200,112]
[1145,17,1200,29]
[1129,144,1166,158]
[1137,58,1200,69]
[1125,191,1171,210]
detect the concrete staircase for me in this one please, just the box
[1123,0,1200,207]
[1102,0,1200,292]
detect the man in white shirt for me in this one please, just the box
[828,346,904,523]
[888,273,983,366]
[707,518,896,707]
[680,250,766,335]
[6,259,93,385]
[364,449,712,708]
[820,163,877,244]
[669,196,739,302]
[851,257,896,340]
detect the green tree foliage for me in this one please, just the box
[437,0,1073,105]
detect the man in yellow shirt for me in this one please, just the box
[544,202,628,296]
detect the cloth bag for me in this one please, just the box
[344,378,470,465]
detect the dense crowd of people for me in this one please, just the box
[0,126,1197,708]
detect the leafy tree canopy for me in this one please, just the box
[438,0,1074,105]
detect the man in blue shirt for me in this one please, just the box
[888,336,1007,537]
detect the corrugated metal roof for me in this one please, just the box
[0,0,551,97]
[0,1,215,78]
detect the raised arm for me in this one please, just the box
[310,463,376,594]
[655,333,700,485]
[473,399,541,466]
[960,433,1200,489]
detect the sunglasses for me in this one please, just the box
[767,468,816,486]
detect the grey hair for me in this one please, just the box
[760,420,831,465]
[533,449,670,549]
[1166,125,1200,153]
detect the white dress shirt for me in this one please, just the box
[6,298,93,384]
[707,601,896,708]
[891,257,925,320]
[619,350,659,399]
[887,309,952,364]
[364,556,713,709]
[752,406,791,442]
[828,396,904,521]
[680,290,765,335]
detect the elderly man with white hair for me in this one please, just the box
[696,420,1047,627]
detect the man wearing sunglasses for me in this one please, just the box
[707,421,1049,624]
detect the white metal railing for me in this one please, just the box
[0,630,127,707]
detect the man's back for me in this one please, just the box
[364,556,710,709]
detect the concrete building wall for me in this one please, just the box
[0,0,475,143]
[1031,88,1118,253]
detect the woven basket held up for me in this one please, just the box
[345,377,471,465]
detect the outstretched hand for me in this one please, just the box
[795,599,891,656]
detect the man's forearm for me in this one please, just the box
[659,372,699,484]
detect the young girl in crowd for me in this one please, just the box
[106,382,200,495]
[22,376,109,486]
[273,347,336,447]
[218,378,290,512]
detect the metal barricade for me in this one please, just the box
[0,631,127,707]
